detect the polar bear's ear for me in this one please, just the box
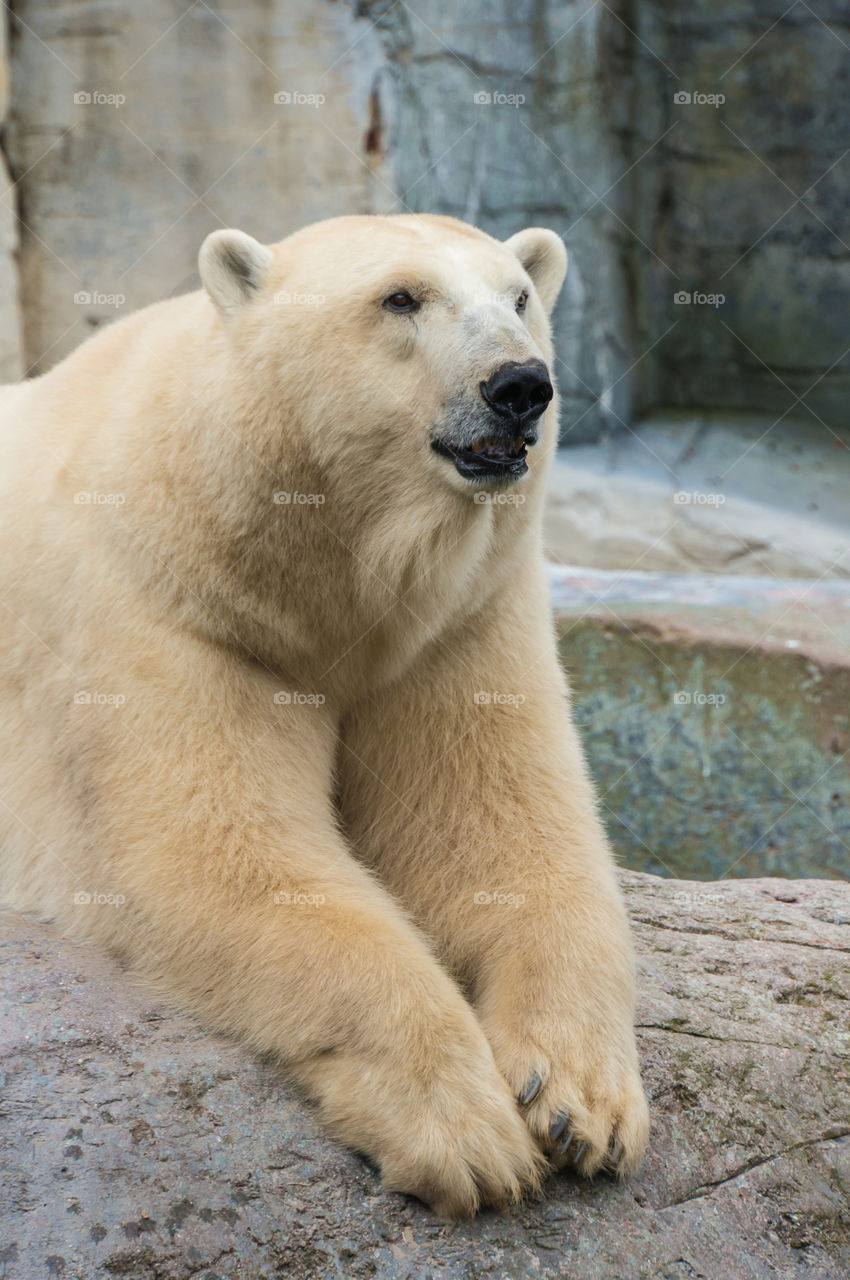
[199,229,273,311]
[504,228,567,317]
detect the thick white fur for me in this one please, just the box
[0,214,648,1217]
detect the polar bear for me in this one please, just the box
[0,214,648,1217]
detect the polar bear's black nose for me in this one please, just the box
[480,360,553,422]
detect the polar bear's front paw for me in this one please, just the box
[302,1028,546,1218]
[377,1076,546,1219]
[484,1014,650,1180]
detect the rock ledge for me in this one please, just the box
[1,872,849,1279]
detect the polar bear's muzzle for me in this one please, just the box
[431,359,553,482]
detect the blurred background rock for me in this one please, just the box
[1,0,848,878]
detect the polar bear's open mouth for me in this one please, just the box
[431,433,535,481]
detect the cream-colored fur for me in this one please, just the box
[0,214,648,1217]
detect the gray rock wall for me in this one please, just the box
[1,2,847,439]
[361,0,639,443]
[631,1,850,438]
[2,0,391,374]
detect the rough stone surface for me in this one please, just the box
[550,566,850,880]
[3,0,392,373]
[1,874,849,1278]
[544,416,850,579]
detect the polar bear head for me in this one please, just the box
[198,215,566,497]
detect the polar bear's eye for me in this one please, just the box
[384,291,419,313]
[516,291,529,313]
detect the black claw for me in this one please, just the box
[608,1137,625,1166]
[572,1141,587,1166]
[557,1132,574,1158]
[518,1072,543,1106]
[548,1111,570,1143]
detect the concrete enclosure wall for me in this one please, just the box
[1,1,848,443]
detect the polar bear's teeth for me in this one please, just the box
[469,435,527,457]
[460,434,530,465]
